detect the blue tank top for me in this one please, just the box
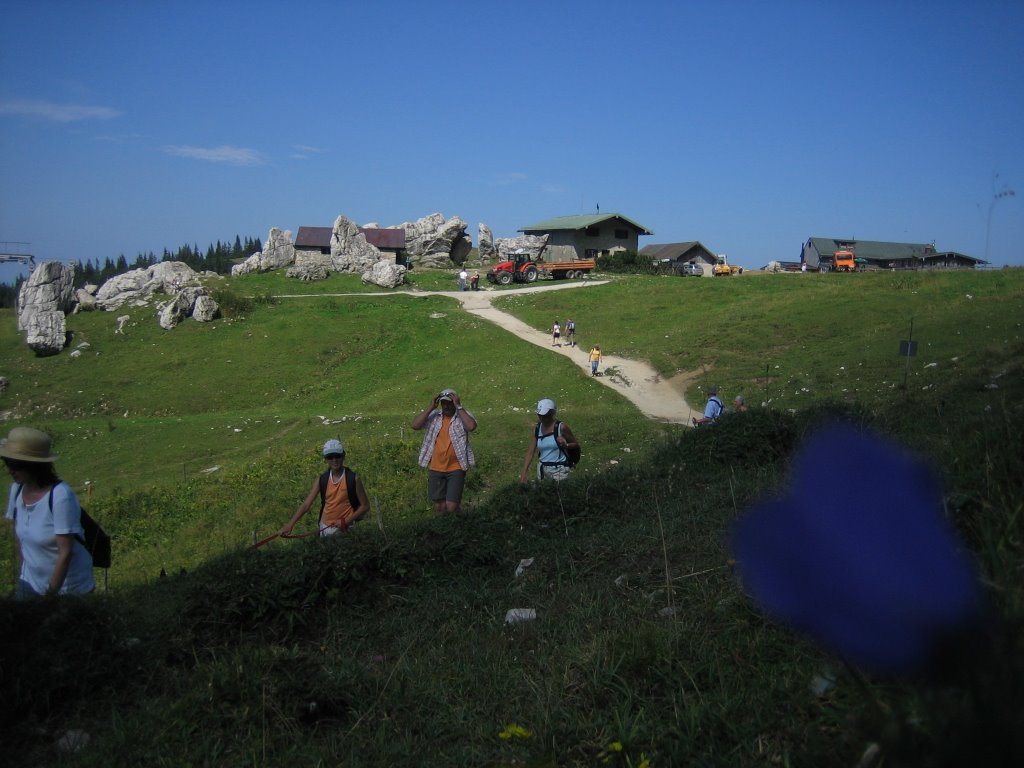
[537,423,566,464]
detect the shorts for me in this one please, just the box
[428,469,467,503]
[539,463,571,482]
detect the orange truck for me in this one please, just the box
[832,249,857,272]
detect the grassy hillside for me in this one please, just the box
[1,268,1022,767]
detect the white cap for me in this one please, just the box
[322,439,345,457]
[439,388,457,402]
[536,398,556,415]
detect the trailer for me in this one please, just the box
[487,252,596,284]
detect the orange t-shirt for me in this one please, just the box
[429,415,463,472]
[322,472,357,528]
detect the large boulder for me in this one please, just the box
[330,215,383,273]
[157,286,216,330]
[495,234,549,262]
[95,262,200,311]
[393,213,469,268]
[17,261,76,356]
[286,255,331,281]
[231,228,295,276]
[361,259,407,289]
[191,294,220,322]
[478,223,495,261]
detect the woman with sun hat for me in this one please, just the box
[2,427,94,598]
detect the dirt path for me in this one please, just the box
[277,281,697,424]
[423,282,697,424]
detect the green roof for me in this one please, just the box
[808,237,932,261]
[520,213,653,236]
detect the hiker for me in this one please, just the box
[412,388,477,513]
[588,345,602,376]
[458,269,468,291]
[470,270,480,291]
[565,318,576,347]
[520,398,579,483]
[733,394,748,412]
[2,427,95,599]
[552,321,561,346]
[693,385,725,425]
[278,439,369,537]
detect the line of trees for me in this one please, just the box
[0,235,262,309]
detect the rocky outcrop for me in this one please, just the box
[156,286,219,330]
[17,261,76,356]
[495,234,549,262]
[95,262,201,311]
[286,255,330,281]
[394,213,469,268]
[330,215,383,273]
[478,223,495,261]
[231,228,295,276]
[361,260,407,289]
[73,286,98,312]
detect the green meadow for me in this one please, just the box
[1,268,1022,766]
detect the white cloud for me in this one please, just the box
[162,145,265,166]
[0,99,120,122]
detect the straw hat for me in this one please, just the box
[0,427,59,463]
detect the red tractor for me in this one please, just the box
[487,251,540,285]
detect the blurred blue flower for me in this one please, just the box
[732,423,981,674]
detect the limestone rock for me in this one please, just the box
[478,223,495,261]
[95,262,200,311]
[231,228,295,275]
[286,258,330,281]
[330,215,383,273]
[393,213,469,268]
[361,259,407,289]
[16,261,76,355]
[73,288,98,312]
[157,286,207,330]
[192,294,220,322]
[495,234,549,262]
[451,234,472,265]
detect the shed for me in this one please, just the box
[640,241,718,274]
[295,225,406,261]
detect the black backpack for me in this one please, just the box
[535,421,581,468]
[13,483,111,569]
[317,467,358,527]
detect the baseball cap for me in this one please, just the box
[322,439,345,457]
[536,398,556,415]
[438,389,457,401]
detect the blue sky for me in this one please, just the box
[2,0,1022,285]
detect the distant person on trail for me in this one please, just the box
[565,318,576,347]
[552,321,561,346]
[733,394,748,412]
[470,270,480,291]
[458,269,468,291]
[588,345,602,376]
[693,385,725,425]
[520,398,578,483]
[3,427,94,599]
[278,439,370,537]
[412,388,477,514]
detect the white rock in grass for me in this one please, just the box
[56,729,90,753]
[514,558,534,578]
[504,608,536,624]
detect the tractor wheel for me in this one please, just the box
[524,268,538,283]
[497,272,512,285]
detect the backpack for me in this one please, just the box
[317,467,358,527]
[13,483,111,569]
[535,421,581,468]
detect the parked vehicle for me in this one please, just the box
[833,249,857,272]
[675,261,704,277]
[487,251,596,285]
[712,254,744,277]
